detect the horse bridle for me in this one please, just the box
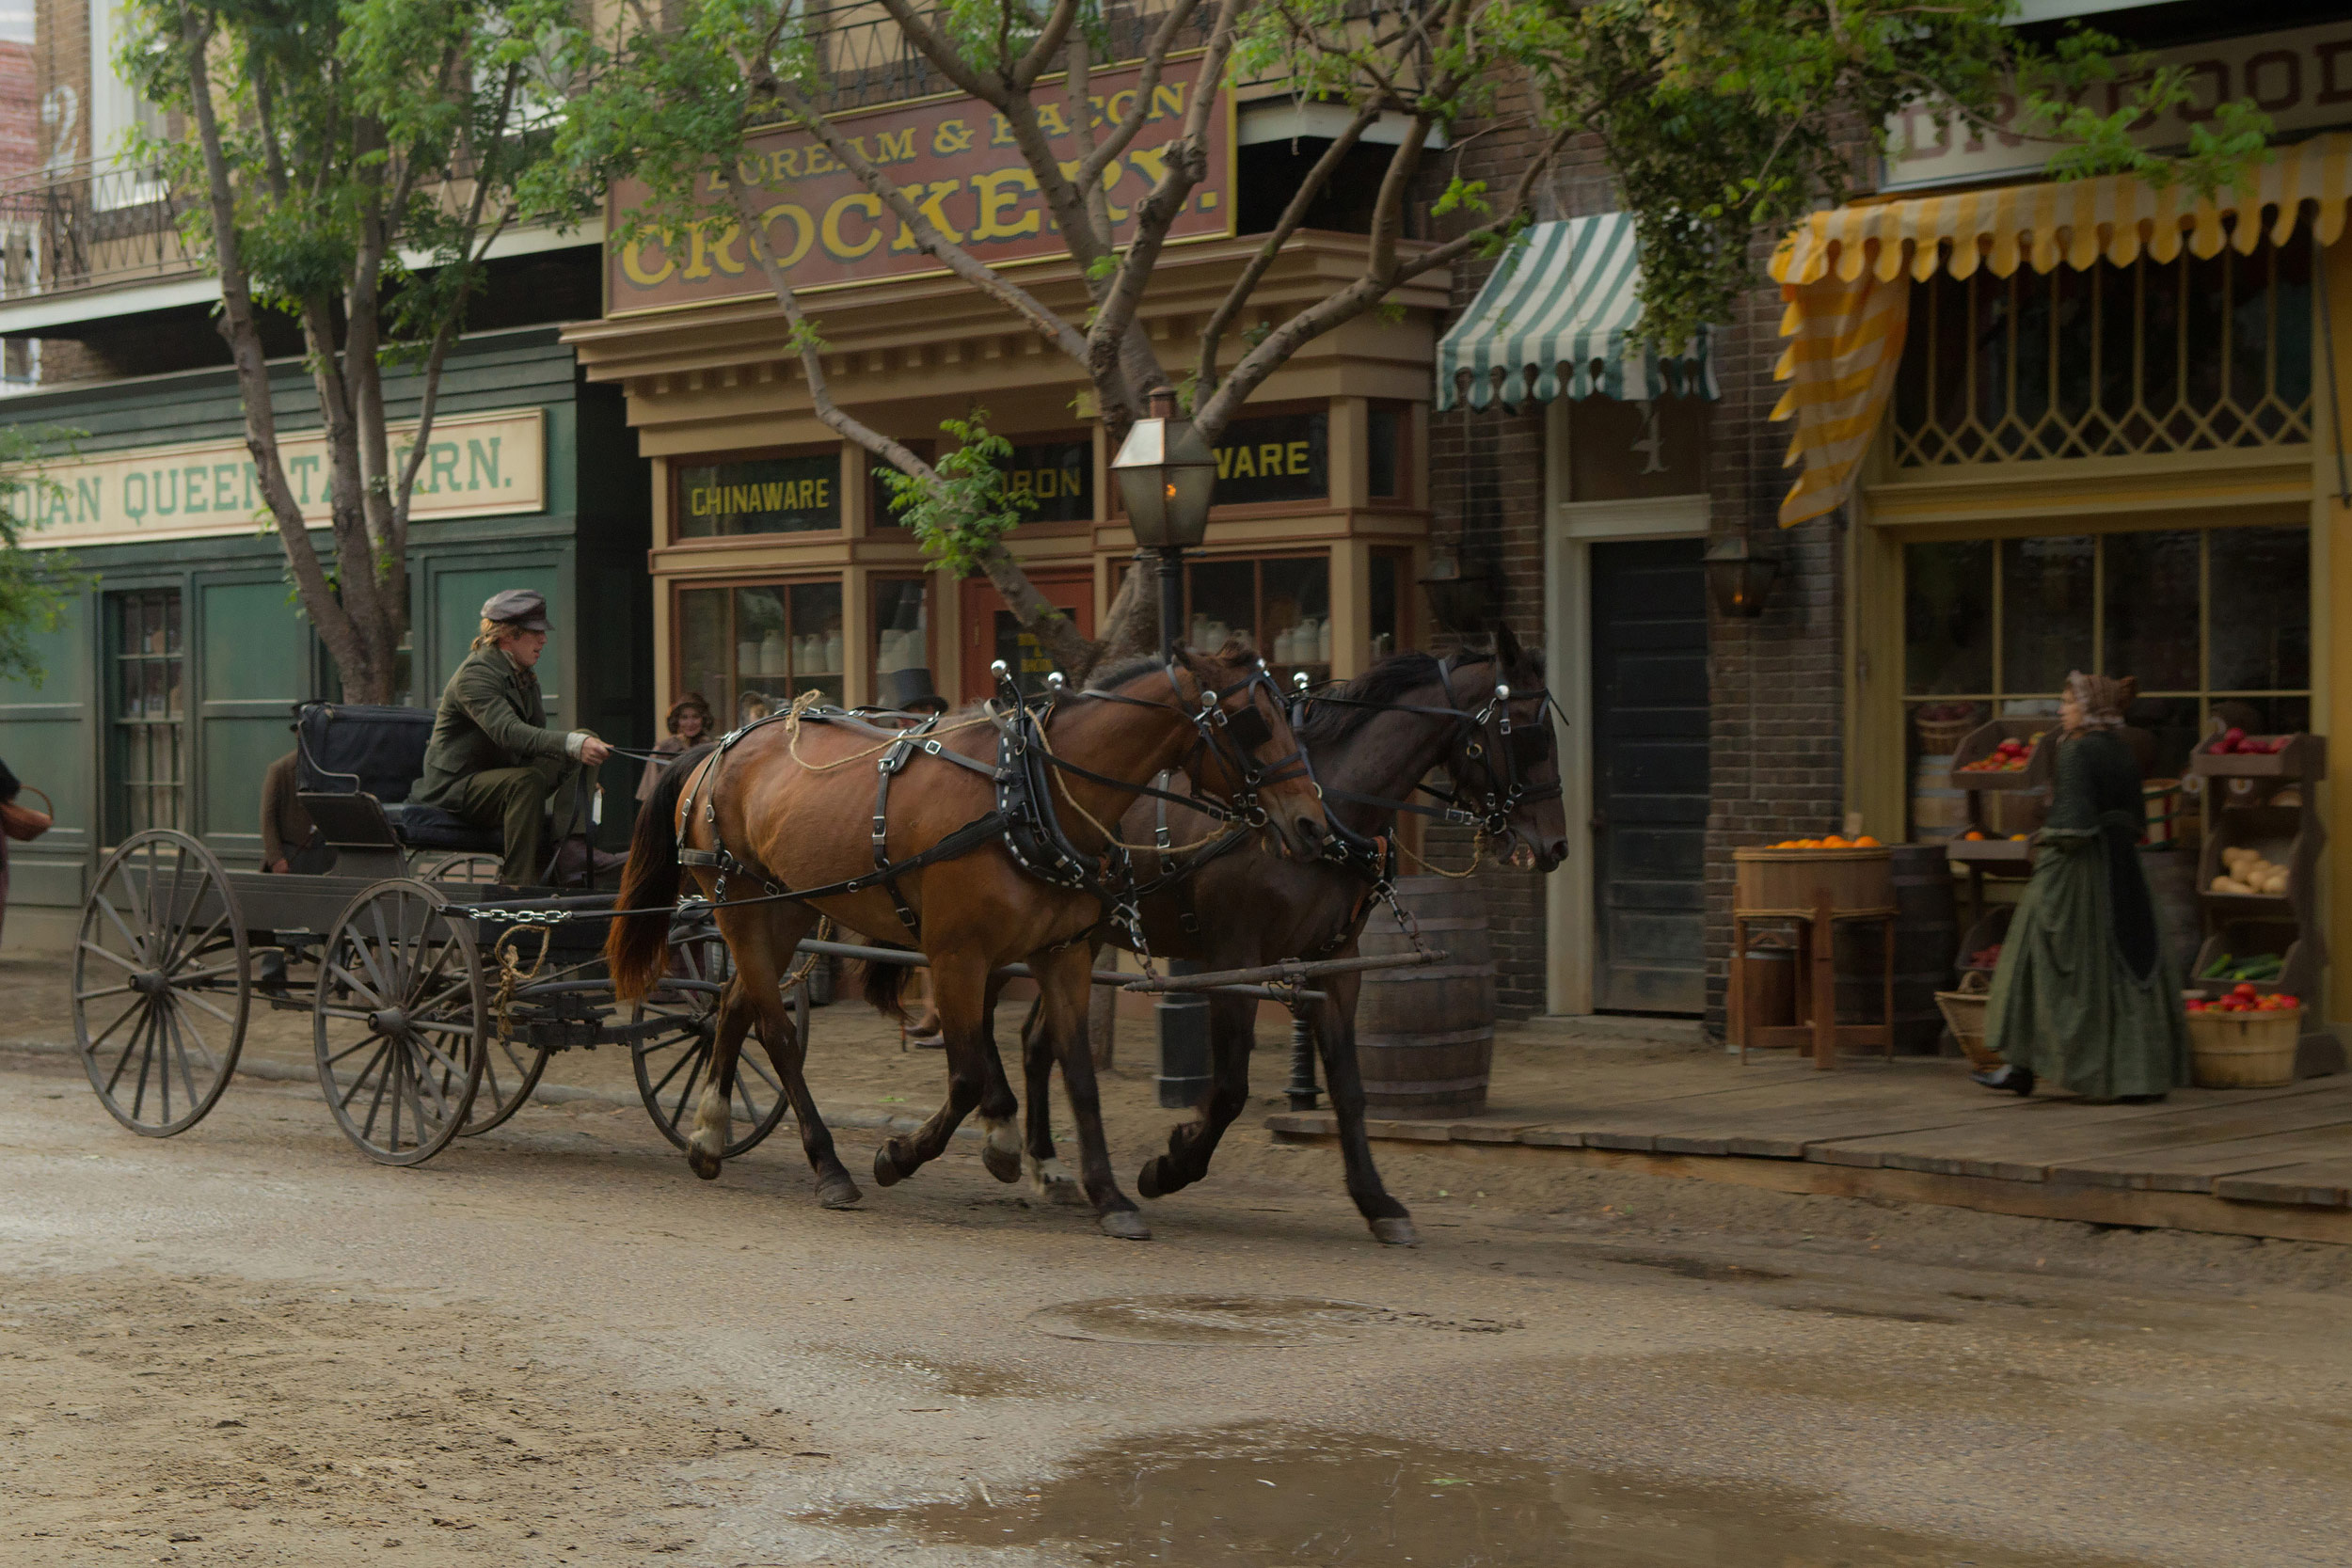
[1030,655,1310,831]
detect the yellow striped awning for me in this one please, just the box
[1765,132,2352,528]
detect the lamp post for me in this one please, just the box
[1110,386,1217,656]
[1110,387,1219,1106]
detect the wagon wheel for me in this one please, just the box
[630,920,800,1158]
[312,879,486,1166]
[414,851,502,885]
[72,829,250,1137]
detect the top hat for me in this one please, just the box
[876,667,948,714]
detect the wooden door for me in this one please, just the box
[960,571,1094,705]
[1590,539,1709,1014]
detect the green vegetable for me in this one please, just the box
[2232,956,2282,981]
[2201,952,2235,979]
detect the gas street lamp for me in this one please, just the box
[1111,386,1217,657]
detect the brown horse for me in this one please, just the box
[607,643,1328,1239]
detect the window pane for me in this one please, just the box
[872,578,929,675]
[1368,549,1402,661]
[677,588,731,721]
[788,582,844,705]
[2000,535,2092,693]
[1367,405,1402,499]
[1902,540,1993,695]
[733,586,789,721]
[2127,694,2201,781]
[1260,555,1330,679]
[1186,559,1255,652]
[2101,530,2200,691]
[2208,527,2310,691]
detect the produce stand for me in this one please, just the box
[1943,719,2053,930]
[2186,730,2339,1078]
[1730,846,1898,1071]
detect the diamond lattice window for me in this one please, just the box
[1891,232,2312,467]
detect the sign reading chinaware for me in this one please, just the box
[12,409,546,547]
[607,54,1232,313]
[1884,20,2352,190]
[677,453,842,535]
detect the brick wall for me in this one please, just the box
[1420,110,1851,1031]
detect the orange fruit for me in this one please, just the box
[2010,833,2027,841]
[1963,831,1986,841]
[1854,834,1880,847]
[1821,835,1848,847]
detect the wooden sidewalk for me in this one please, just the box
[1265,1053,2352,1244]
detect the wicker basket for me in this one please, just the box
[1935,972,1999,1069]
[1915,708,1981,755]
[2186,1006,2300,1089]
[1733,845,1895,916]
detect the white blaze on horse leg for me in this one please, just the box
[981,1116,1021,1159]
[1024,1149,1083,1200]
[689,1080,732,1163]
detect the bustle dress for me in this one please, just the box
[1985,729,2190,1099]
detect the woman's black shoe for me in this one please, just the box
[1970,1065,2035,1096]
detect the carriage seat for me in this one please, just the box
[294,702,504,860]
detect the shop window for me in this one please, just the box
[1892,232,2312,466]
[1368,548,1406,662]
[872,577,931,681]
[1900,527,2310,826]
[676,580,845,723]
[1186,553,1330,683]
[1001,437,1094,522]
[676,452,840,537]
[107,589,184,837]
[1368,404,1406,499]
[1212,411,1327,507]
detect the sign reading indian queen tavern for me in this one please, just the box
[606,55,1232,313]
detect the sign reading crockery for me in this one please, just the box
[607,54,1232,314]
[11,409,546,548]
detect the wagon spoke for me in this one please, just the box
[318,1005,383,1024]
[409,1017,481,1037]
[404,939,459,1007]
[326,958,383,1008]
[361,904,398,998]
[399,1044,433,1135]
[130,1008,159,1120]
[169,999,217,1078]
[89,995,143,1055]
[342,1040,390,1111]
[142,840,162,952]
[80,934,145,974]
[666,1044,707,1132]
[648,1037,701,1099]
[76,983,136,1002]
[408,1044,453,1121]
[165,910,229,974]
[105,1006,152,1092]
[405,1032,469,1080]
[174,990,238,1026]
[164,1003,201,1114]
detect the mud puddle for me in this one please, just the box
[1026,1295,1380,1346]
[818,1425,2158,1566]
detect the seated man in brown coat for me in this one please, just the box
[411,589,618,885]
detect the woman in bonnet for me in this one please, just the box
[1978,671,2189,1101]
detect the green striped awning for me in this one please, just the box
[1435,214,1719,411]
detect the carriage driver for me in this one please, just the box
[412,589,620,885]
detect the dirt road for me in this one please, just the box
[3,1019,2348,1567]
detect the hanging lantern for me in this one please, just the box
[1110,389,1216,549]
[1704,533,1780,618]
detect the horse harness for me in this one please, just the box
[674,660,1307,945]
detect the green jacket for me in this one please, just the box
[413,645,572,805]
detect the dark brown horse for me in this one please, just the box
[607,643,1328,1239]
[1019,629,1566,1244]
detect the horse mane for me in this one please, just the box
[1298,650,1448,748]
[1084,653,1170,692]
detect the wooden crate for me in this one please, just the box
[1733,846,1894,917]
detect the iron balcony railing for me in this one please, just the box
[0,155,195,303]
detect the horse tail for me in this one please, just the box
[855,949,914,1022]
[605,740,717,1003]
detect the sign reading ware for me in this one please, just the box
[609,55,1232,313]
[15,409,546,548]
[1884,20,2352,191]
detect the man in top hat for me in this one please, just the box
[413,589,618,884]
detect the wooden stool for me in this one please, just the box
[1731,889,1898,1070]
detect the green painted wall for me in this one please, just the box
[0,326,652,912]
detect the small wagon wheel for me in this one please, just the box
[630,918,800,1157]
[414,850,502,885]
[72,828,250,1137]
[312,879,486,1166]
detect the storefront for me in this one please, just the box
[1773,132,2352,1030]
[0,327,653,927]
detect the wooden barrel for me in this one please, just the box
[1911,753,1967,842]
[2140,847,2203,981]
[1836,844,1958,1054]
[1355,876,1496,1117]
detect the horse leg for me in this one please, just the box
[974,970,1025,1185]
[753,910,862,1210]
[1136,990,1254,1200]
[686,976,755,1181]
[872,955,992,1187]
[1019,990,1085,1206]
[1313,970,1416,1245]
[1030,942,1147,1240]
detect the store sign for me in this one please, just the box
[1213,411,1327,507]
[8,409,545,547]
[608,54,1232,313]
[677,453,841,535]
[1884,20,2352,191]
[1004,439,1092,522]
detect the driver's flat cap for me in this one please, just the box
[481,588,548,630]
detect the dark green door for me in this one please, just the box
[199,579,316,864]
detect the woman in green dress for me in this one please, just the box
[1977,672,2190,1101]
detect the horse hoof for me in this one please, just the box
[871,1147,905,1187]
[1369,1215,1420,1247]
[1136,1160,1168,1200]
[1097,1210,1152,1242]
[687,1148,722,1181]
[817,1174,865,1210]
[980,1142,1023,1184]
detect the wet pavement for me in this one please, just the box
[2,1037,2347,1567]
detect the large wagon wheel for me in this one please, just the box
[312,879,486,1166]
[72,829,250,1137]
[630,919,800,1158]
[414,850,502,885]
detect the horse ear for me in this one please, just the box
[1493,623,1524,670]
[1215,635,1253,666]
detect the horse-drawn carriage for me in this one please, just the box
[69,699,796,1165]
